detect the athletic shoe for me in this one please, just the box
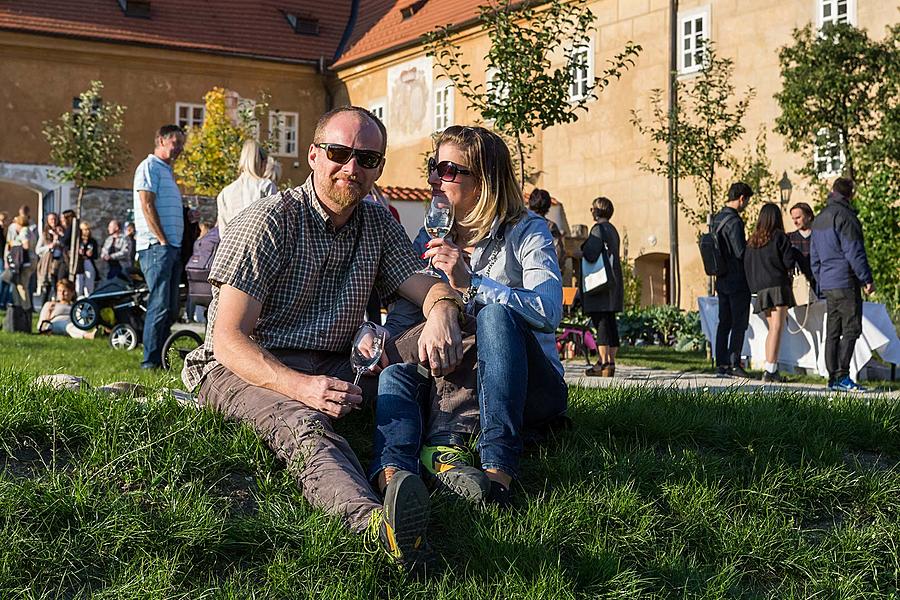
[761,370,785,383]
[366,470,431,572]
[420,444,490,503]
[716,366,732,378]
[834,376,868,393]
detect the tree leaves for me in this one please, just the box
[774,22,899,184]
[631,44,758,230]
[424,0,641,187]
[42,80,130,209]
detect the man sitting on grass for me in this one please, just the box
[181,106,464,573]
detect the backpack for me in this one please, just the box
[698,215,735,277]
[3,305,32,333]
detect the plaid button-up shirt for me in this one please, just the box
[182,176,422,390]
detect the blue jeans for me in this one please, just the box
[476,303,568,477]
[369,363,431,480]
[138,244,180,367]
[370,303,568,480]
[0,271,12,308]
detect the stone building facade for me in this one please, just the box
[329,0,897,307]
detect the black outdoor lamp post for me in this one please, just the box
[778,171,793,209]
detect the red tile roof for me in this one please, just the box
[0,0,351,64]
[382,185,430,203]
[332,0,485,69]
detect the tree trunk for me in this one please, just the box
[842,128,855,181]
[707,165,715,298]
[516,132,525,189]
[68,185,85,282]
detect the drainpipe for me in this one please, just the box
[667,0,681,307]
[334,0,360,63]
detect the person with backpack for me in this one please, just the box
[711,182,753,377]
[810,178,875,392]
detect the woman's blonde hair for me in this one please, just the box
[434,125,525,245]
[238,139,268,179]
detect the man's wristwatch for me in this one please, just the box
[462,273,482,304]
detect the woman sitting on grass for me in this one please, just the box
[743,202,801,383]
[370,125,566,507]
[38,279,94,339]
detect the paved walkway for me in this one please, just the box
[562,360,900,398]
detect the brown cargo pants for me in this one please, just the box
[197,349,381,532]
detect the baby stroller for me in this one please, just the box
[70,271,148,350]
[159,227,219,372]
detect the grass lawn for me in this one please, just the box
[616,344,711,372]
[2,330,900,597]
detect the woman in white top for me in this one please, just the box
[5,213,37,310]
[216,139,278,235]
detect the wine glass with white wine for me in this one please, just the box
[350,321,387,387]
[421,194,455,278]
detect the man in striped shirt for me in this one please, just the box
[133,124,185,369]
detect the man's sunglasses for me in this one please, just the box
[314,143,383,169]
[428,157,472,182]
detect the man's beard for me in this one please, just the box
[324,174,367,209]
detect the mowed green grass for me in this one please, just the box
[0,328,185,388]
[2,336,899,599]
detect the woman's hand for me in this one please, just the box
[423,238,471,292]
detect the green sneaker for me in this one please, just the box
[420,444,490,503]
[366,470,431,571]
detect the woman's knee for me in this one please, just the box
[476,302,516,330]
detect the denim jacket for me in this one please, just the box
[386,210,564,376]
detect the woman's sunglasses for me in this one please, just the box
[315,143,383,169]
[428,157,472,182]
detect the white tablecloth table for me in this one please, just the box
[697,296,900,380]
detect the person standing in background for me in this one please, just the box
[743,203,801,383]
[528,189,565,265]
[133,124,186,369]
[810,178,875,392]
[101,219,133,280]
[5,212,37,311]
[788,202,816,292]
[712,182,754,378]
[124,222,137,266]
[35,212,64,303]
[0,211,12,308]
[581,197,624,377]
[216,140,277,236]
[74,221,99,297]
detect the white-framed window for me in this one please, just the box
[175,102,205,129]
[814,127,844,178]
[269,111,299,156]
[568,38,594,102]
[486,68,508,102]
[818,0,855,28]
[678,7,709,75]
[370,102,386,126]
[434,84,454,132]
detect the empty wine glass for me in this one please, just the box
[421,194,455,278]
[350,321,387,386]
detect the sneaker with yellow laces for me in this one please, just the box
[366,470,431,572]
[420,444,490,503]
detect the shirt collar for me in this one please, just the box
[148,154,172,171]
